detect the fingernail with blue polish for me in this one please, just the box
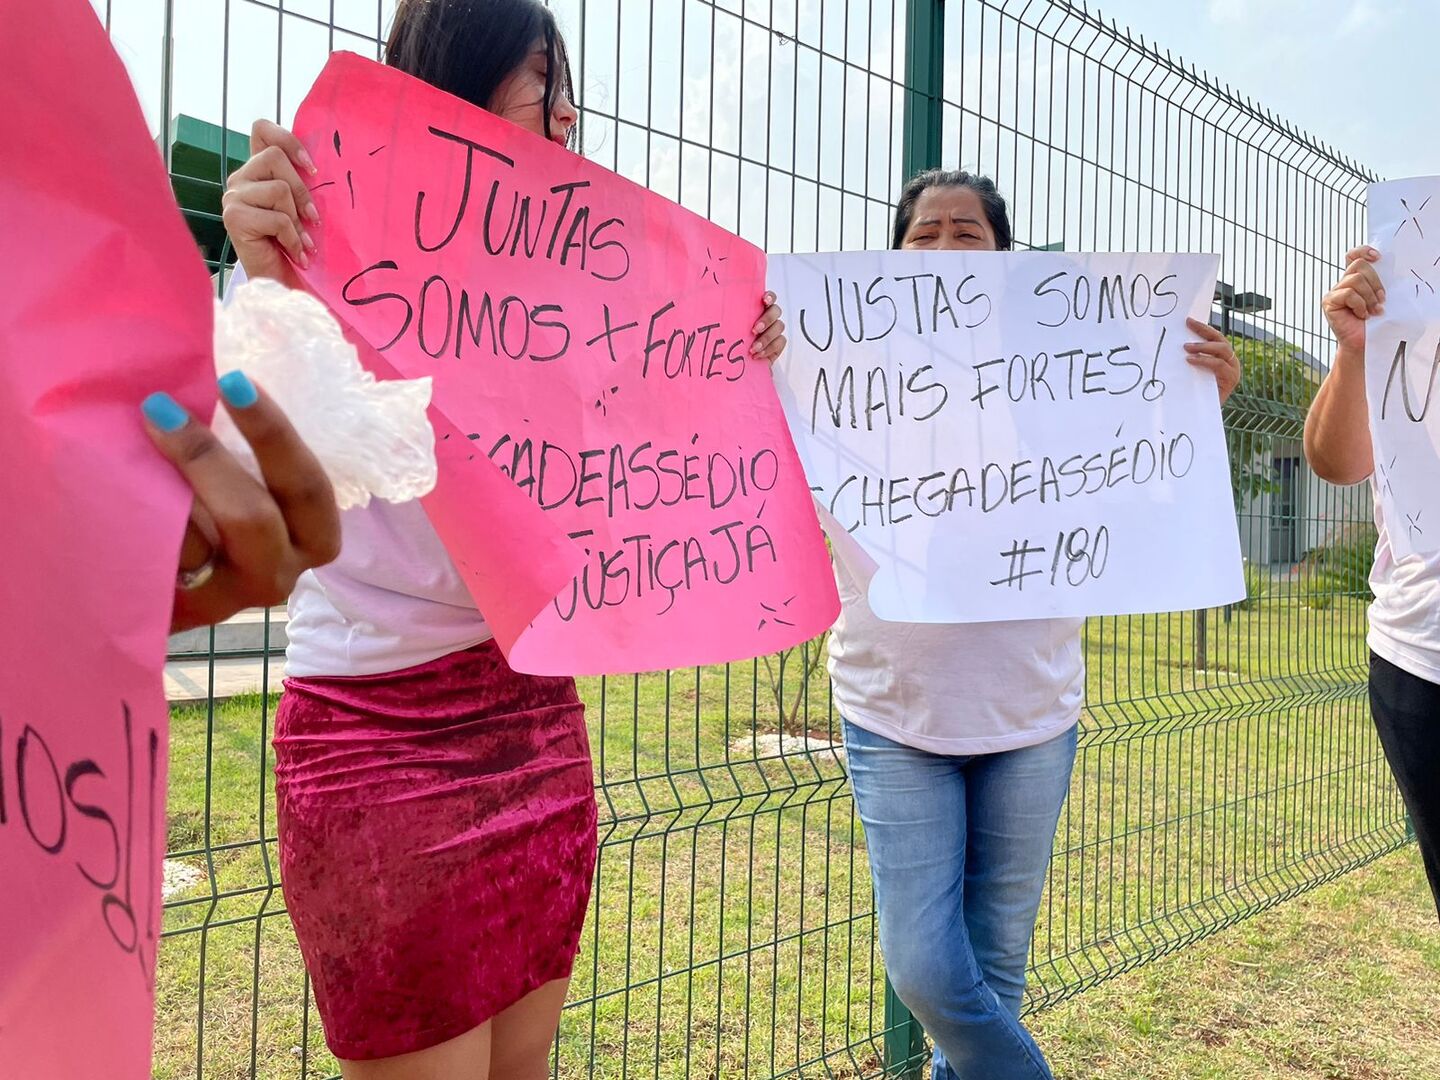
[142,392,189,433]
[218,370,259,408]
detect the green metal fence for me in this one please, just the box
[105,0,1411,1076]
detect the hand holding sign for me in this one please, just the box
[1324,246,1386,356]
[221,119,322,287]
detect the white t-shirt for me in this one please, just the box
[284,498,492,677]
[828,557,1085,756]
[1368,490,1440,685]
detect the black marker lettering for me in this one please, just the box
[415,127,516,253]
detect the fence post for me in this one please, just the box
[884,980,928,1078]
[883,4,946,1074]
[902,0,946,179]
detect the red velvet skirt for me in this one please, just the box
[273,639,597,1061]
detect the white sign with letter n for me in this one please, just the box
[1367,176,1440,558]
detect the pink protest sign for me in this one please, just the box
[294,53,838,675]
[0,2,214,1075]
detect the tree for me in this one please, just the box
[1221,333,1321,508]
[761,630,830,737]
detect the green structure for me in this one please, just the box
[166,114,248,271]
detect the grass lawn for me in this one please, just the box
[1031,848,1440,1079]
[156,589,1414,1079]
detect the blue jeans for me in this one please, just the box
[843,719,1078,1080]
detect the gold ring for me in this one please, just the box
[176,555,217,591]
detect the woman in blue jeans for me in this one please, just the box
[834,170,1241,1079]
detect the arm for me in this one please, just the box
[1304,246,1384,486]
[1304,346,1374,485]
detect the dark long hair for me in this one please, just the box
[386,0,576,147]
[891,169,1012,251]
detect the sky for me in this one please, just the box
[97,0,1439,182]
[92,0,1431,357]
[1086,0,1440,180]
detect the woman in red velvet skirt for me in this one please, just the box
[221,2,789,1075]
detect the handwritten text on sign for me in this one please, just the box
[770,250,1245,622]
[0,1,215,1075]
[294,54,837,674]
[1367,176,1440,558]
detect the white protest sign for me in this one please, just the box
[769,250,1246,623]
[1367,177,1440,557]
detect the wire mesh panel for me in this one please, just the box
[932,0,1403,1014]
[89,0,1410,1076]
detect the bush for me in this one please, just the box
[1301,523,1378,605]
[1300,567,1334,610]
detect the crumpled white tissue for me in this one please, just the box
[211,278,436,510]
